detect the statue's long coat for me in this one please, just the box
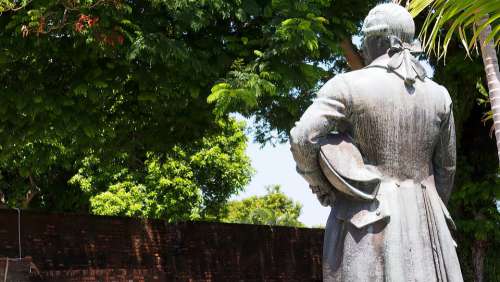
[290,54,463,281]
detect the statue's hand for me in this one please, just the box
[310,184,336,207]
[295,165,336,206]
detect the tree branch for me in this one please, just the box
[340,38,365,70]
[23,174,40,208]
[0,191,6,208]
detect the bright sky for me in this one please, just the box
[231,124,331,227]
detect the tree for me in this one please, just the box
[405,0,500,164]
[222,185,304,227]
[71,120,253,221]
[0,0,374,218]
[0,118,252,221]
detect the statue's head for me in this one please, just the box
[361,3,415,64]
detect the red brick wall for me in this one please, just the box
[0,209,324,281]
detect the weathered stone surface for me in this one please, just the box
[290,3,463,281]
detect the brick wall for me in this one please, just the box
[0,209,324,281]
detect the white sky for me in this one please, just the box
[231,131,331,227]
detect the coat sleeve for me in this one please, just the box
[432,89,456,204]
[289,76,351,206]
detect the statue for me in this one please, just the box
[290,3,464,281]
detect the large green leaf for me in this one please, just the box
[409,0,500,58]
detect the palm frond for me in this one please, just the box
[408,0,500,59]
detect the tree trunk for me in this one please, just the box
[340,38,365,70]
[478,16,500,164]
[472,238,487,282]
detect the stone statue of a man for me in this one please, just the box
[290,3,463,281]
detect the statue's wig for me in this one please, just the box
[361,3,415,63]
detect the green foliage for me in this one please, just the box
[0,114,251,222]
[70,119,252,221]
[70,149,204,221]
[451,167,500,282]
[408,0,500,58]
[0,0,29,12]
[477,81,493,125]
[452,170,500,242]
[0,0,376,214]
[222,185,304,227]
[202,0,377,142]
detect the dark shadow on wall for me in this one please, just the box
[0,209,324,281]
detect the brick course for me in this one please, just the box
[0,209,323,281]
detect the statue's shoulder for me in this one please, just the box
[423,78,453,105]
[318,74,350,97]
[323,68,376,86]
[340,67,388,83]
[320,68,396,99]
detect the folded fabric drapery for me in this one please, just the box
[387,36,427,85]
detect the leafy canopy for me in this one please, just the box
[70,120,253,221]
[222,185,304,227]
[0,0,375,218]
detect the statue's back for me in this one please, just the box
[339,64,452,182]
